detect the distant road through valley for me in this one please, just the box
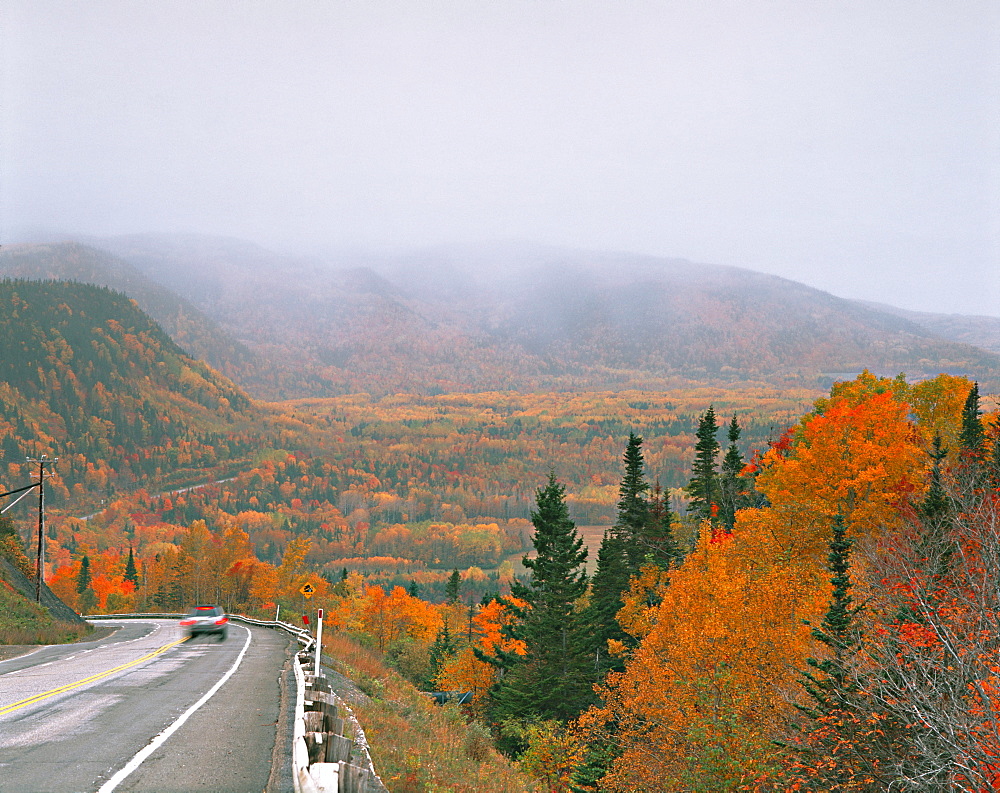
[0,619,290,793]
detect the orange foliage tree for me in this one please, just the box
[579,373,972,790]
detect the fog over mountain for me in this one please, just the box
[2,2,997,317]
[4,236,998,399]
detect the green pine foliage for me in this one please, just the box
[76,554,91,594]
[487,474,593,735]
[585,434,655,677]
[584,530,633,679]
[783,515,879,788]
[124,547,139,585]
[686,405,721,522]
[446,568,461,604]
[612,432,650,569]
[718,416,748,533]
[799,516,862,716]
[959,381,986,459]
[920,435,950,524]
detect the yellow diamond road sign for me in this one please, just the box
[300,582,315,598]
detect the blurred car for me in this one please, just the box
[179,605,229,641]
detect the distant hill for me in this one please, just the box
[0,279,259,507]
[855,299,1000,357]
[0,243,263,387]
[23,235,1000,396]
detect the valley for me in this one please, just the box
[1,241,998,791]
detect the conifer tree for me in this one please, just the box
[785,515,873,787]
[76,554,92,594]
[486,474,592,729]
[718,415,747,533]
[613,433,650,569]
[585,435,654,677]
[76,554,99,613]
[446,568,461,604]
[920,435,950,526]
[799,515,861,716]
[687,406,721,522]
[124,547,139,586]
[959,381,986,460]
[584,531,632,678]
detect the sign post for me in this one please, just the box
[314,608,324,677]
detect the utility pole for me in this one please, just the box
[27,455,55,603]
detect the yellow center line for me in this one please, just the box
[0,637,188,717]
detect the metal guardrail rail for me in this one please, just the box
[83,613,383,792]
[292,650,387,793]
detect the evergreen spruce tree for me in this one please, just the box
[407,579,420,597]
[718,416,747,533]
[687,406,721,522]
[584,434,655,678]
[786,515,873,787]
[76,555,99,614]
[445,568,461,604]
[76,554,92,594]
[124,546,139,586]
[486,474,593,731]
[920,436,950,525]
[613,432,650,569]
[584,530,632,678]
[959,382,986,460]
[799,516,862,717]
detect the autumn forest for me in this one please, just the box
[2,277,1000,790]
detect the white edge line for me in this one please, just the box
[97,624,253,793]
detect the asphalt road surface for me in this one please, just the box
[0,619,291,793]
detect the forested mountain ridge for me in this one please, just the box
[86,235,1000,396]
[0,279,260,508]
[0,244,263,387]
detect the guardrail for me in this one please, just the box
[292,649,386,793]
[84,613,383,791]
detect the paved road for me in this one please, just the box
[0,619,291,793]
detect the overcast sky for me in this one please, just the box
[2,1,998,315]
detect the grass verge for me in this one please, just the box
[0,581,92,645]
[324,633,535,793]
